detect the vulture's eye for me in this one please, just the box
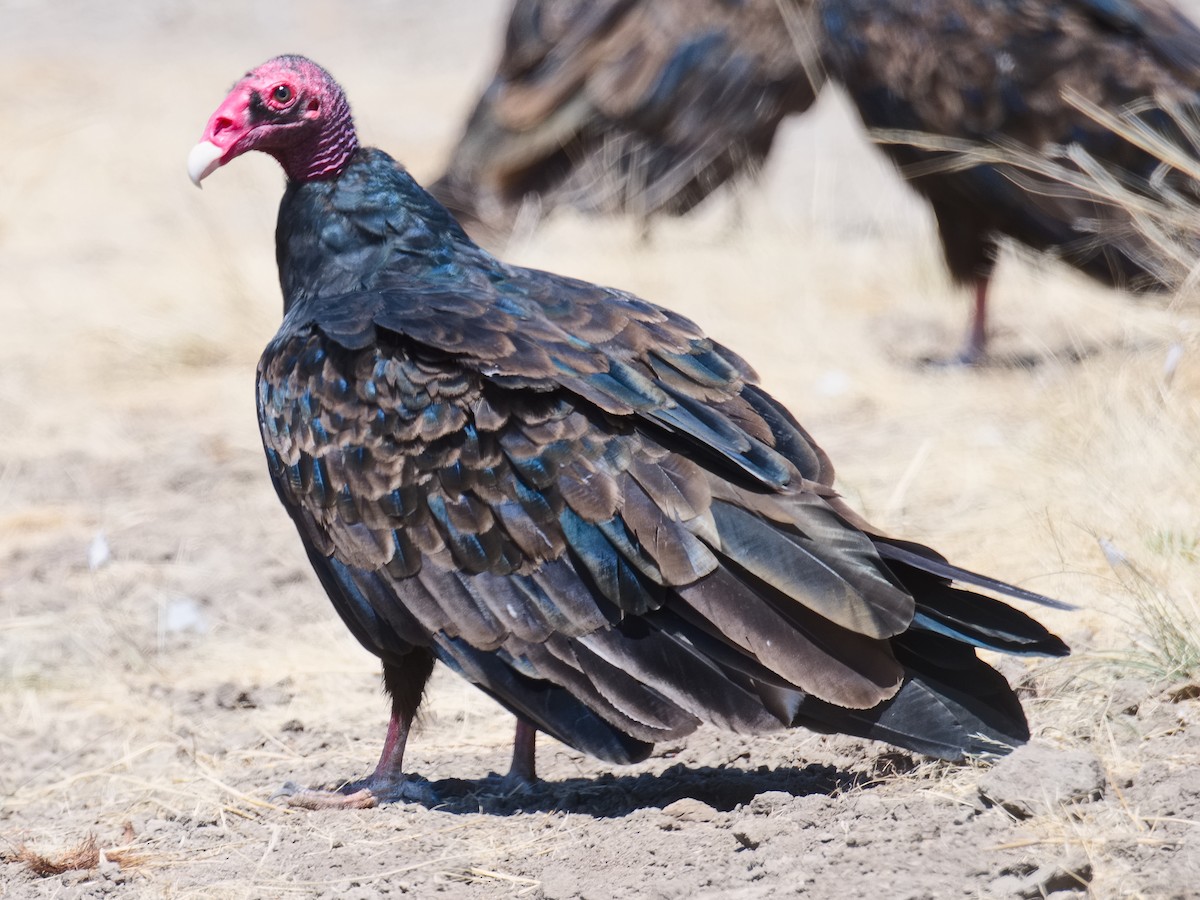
[271,84,294,105]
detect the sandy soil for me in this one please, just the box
[2,2,1199,897]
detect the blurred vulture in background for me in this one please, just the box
[432,0,1200,362]
[822,0,1200,362]
[430,0,823,230]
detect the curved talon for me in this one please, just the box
[269,780,312,805]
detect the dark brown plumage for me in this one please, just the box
[192,56,1068,810]
[430,0,821,234]
[822,0,1200,360]
[435,0,1200,361]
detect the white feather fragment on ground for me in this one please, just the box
[162,595,208,635]
[87,531,110,571]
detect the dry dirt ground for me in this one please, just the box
[2,3,1200,898]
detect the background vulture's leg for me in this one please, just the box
[957,276,990,365]
[504,717,537,787]
[278,651,436,809]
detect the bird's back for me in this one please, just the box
[431,0,821,234]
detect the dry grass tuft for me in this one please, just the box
[3,832,143,878]
[1097,538,1200,682]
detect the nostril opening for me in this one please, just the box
[212,116,233,135]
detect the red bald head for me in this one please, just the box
[189,55,358,186]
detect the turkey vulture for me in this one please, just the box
[430,0,822,235]
[821,0,1200,361]
[434,0,1200,362]
[190,55,1068,810]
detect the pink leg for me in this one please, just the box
[276,707,435,809]
[505,718,538,786]
[277,653,436,810]
[367,707,414,785]
[959,276,989,364]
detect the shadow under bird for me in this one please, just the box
[189,55,1068,810]
[433,0,1200,363]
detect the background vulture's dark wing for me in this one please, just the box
[257,259,1065,762]
[819,0,1200,289]
[1077,0,1200,70]
[431,0,821,233]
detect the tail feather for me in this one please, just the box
[793,671,1028,760]
[794,630,1032,760]
[874,538,1075,611]
[907,575,1070,656]
[912,600,1068,657]
[780,538,1069,759]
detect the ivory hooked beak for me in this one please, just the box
[187,140,225,187]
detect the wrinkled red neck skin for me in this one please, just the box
[200,65,359,183]
[277,86,358,182]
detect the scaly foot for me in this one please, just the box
[273,773,437,809]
